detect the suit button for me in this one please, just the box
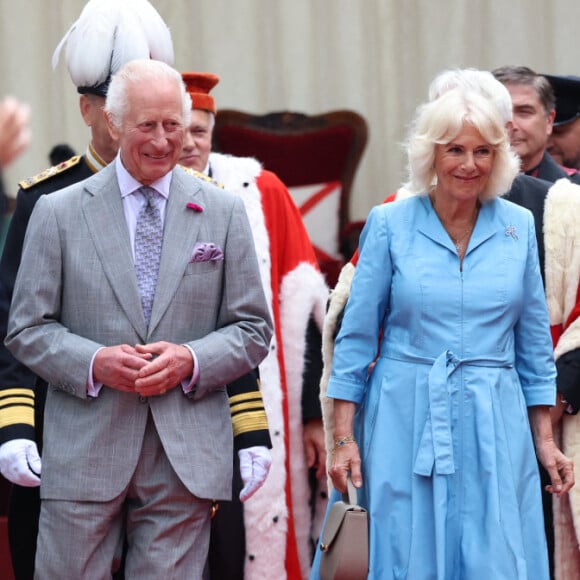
[139,396,148,403]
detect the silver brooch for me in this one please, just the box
[505,225,518,240]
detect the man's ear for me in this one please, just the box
[79,95,92,127]
[547,109,556,135]
[104,110,120,141]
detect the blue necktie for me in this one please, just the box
[134,186,162,326]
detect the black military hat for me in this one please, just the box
[543,74,580,126]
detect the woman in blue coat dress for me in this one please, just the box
[313,82,574,579]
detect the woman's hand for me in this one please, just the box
[329,439,362,493]
[536,438,575,496]
[529,405,574,496]
[330,399,363,492]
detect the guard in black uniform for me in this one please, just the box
[0,147,109,580]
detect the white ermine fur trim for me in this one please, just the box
[555,417,580,579]
[545,178,580,355]
[544,178,580,579]
[545,179,580,360]
[280,263,329,578]
[209,153,328,579]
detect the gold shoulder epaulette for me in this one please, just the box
[19,155,82,190]
[179,165,224,189]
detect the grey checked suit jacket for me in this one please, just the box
[6,163,272,502]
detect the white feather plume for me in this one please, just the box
[52,0,173,90]
[110,8,151,75]
[126,0,174,65]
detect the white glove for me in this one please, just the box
[0,438,42,487]
[238,445,272,502]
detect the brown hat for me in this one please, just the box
[182,73,220,114]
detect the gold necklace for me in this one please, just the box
[448,223,475,254]
[432,197,479,254]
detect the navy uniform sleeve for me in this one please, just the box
[227,368,272,450]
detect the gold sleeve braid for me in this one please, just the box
[226,371,272,450]
[229,391,269,437]
[0,387,35,429]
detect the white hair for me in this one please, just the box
[104,59,191,130]
[405,86,520,200]
[428,68,513,124]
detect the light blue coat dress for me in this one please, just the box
[311,195,555,580]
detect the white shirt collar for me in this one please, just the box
[114,153,172,199]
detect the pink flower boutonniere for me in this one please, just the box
[186,202,204,213]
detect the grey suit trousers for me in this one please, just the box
[35,411,212,579]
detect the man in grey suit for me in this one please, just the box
[5,58,273,579]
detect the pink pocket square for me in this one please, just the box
[190,242,224,263]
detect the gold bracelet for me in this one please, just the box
[334,434,356,449]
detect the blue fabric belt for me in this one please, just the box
[383,350,513,477]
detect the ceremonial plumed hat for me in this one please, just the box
[52,0,174,97]
[543,74,580,126]
[181,73,221,114]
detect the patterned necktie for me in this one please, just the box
[134,186,162,326]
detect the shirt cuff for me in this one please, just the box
[87,347,105,397]
[181,344,199,394]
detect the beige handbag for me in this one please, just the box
[319,476,369,580]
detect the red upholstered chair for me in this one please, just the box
[212,109,368,287]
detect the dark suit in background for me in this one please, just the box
[526,150,580,185]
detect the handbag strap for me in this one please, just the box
[344,475,358,506]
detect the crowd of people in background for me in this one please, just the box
[2,2,580,580]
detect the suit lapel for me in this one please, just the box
[148,169,205,333]
[81,166,207,338]
[82,165,147,339]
